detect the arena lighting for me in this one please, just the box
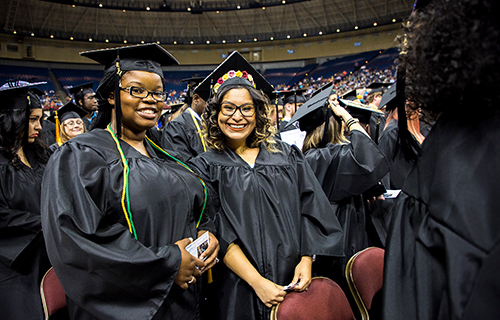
[89,38,92,41]
[262,7,266,10]
[123,40,127,43]
[31,33,35,36]
[206,40,210,44]
[254,38,257,41]
[319,31,323,35]
[282,0,286,4]
[238,39,242,42]
[122,9,126,12]
[222,40,226,43]
[157,41,160,44]
[70,36,74,40]
[373,22,378,26]
[50,35,54,38]
[141,40,145,44]
[187,7,191,11]
[355,26,359,29]
[105,39,109,42]
[270,37,274,40]
[287,35,291,39]
[190,41,194,44]
[303,33,307,37]
[146,7,151,11]
[13,30,16,34]
[337,29,340,32]
[237,5,241,9]
[173,41,177,44]
[392,18,397,22]
[159,2,171,11]
[99,3,102,7]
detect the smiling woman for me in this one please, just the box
[41,44,220,320]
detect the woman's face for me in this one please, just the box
[112,70,164,133]
[217,88,257,148]
[63,117,85,139]
[27,109,43,144]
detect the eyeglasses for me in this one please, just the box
[220,102,256,117]
[120,86,167,102]
[63,119,84,127]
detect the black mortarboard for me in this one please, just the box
[367,82,391,94]
[181,77,205,105]
[169,103,185,114]
[309,82,334,100]
[80,43,179,137]
[378,83,397,111]
[339,98,384,125]
[0,80,46,110]
[285,84,334,132]
[341,89,358,101]
[47,102,87,124]
[194,51,274,102]
[80,43,178,80]
[69,82,94,95]
[283,89,307,105]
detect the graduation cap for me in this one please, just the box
[367,82,391,94]
[181,77,205,105]
[0,80,47,110]
[47,102,87,124]
[378,83,397,111]
[284,83,334,133]
[80,43,179,137]
[309,82,334,100]
[340,89,358,101]
[169,102,185,114]
[194,51,274,102]
[69,82,94,96]
[282,88,307,105]
[339,98,384,125]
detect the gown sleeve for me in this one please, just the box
[290,145,344,258]
[0,166,43,270]
[306,130,390,201]
[162,118,199,162]
[41,142,182,320]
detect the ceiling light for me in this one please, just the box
[157,41,160,44]
[146,7,151,11]
[141,41,145,44]
[122,9,126,12]
[337,29,340,32]
[254,38,257,41]
[373,22,377,26]
[355,26,359,29]
[173,41,177,44]
[99,3,102,7]
[282,0,286,3]
[222,40,226,43]
[50,35,54,38]
[190,41,194,44]
[89,38,92,41]
[13,30,16,34]
[206,40,210,44]
[392,18,397,22]
[303,33,307,37]
[319,31,323,35]
[72,5,75,7]
[187,7,191,11]
[262,7,265,10]
[238,39,242,43]
[216,11,219,13]
[105,39,109,42]
[31,33,35,36]
[287,35,290,39]
[270,37,274,40]
[70,36,74,40]
[123,40,127,43]
[237,5,241,9]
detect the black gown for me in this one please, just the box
[41,129,216,320]
[0,147,51,320]
[304,130,389,287]
[369,112,387,144]
[190,140,344,320]
[382,112,500,320]
[161,110,206,162]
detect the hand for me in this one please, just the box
[197,230,220,272]
[174,237,205,290]
[329,101,351,121]
[290,256,313,292]
[253,277,287,308]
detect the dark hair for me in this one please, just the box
[0,92,47,168]
[402,0,500,117]
[202,84,278,152]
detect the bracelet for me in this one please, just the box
[345,118,359,129]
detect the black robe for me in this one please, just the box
[383,112,500,320]
[0,147,50,320]
[161,110,206,163]
[41,129,216,320]
[190,141,344,320]
[369,112,387,144]
[304,130,389,287]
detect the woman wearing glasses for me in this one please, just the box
[41,44,219,320]
[190,52,343,320]
[46,102,87,155]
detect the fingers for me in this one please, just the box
[175,237,194,249]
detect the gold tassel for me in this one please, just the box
[207,269,213,284]
[55,111,63,146]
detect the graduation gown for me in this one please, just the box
[378,119,415,189]
[41,129,215,320]
[161,110,206,162]
[304,130,389,285]
[0,147,50,320]
[369,112,386,144]
[382,112,500,320]
[190,140,344,320]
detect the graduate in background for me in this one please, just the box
[278,89,307,132]
[161,77,207,162]
[42,44,219,320]
[383,0,500,318]
[190,51,344,320]
[69,82,97,129]
[0,81,51,320]
[285,84,389,291]
[46,102,87,154]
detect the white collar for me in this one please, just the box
[188,108,202,121]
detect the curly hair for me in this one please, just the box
[202,84,279,153]
[401,0,500,117]
[0,92,48,168]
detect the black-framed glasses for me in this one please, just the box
[220,102,256,117]
[120,86,167,102]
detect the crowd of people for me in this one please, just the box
[1,0,499,319]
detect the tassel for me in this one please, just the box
[207,269,213,284]
[55,111,63,146]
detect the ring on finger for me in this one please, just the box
[187,276,195,284]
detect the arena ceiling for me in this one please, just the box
[2,0,414,45]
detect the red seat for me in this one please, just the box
[345,247,385,320]
[271,277,355,320]
[40,267,67,320]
